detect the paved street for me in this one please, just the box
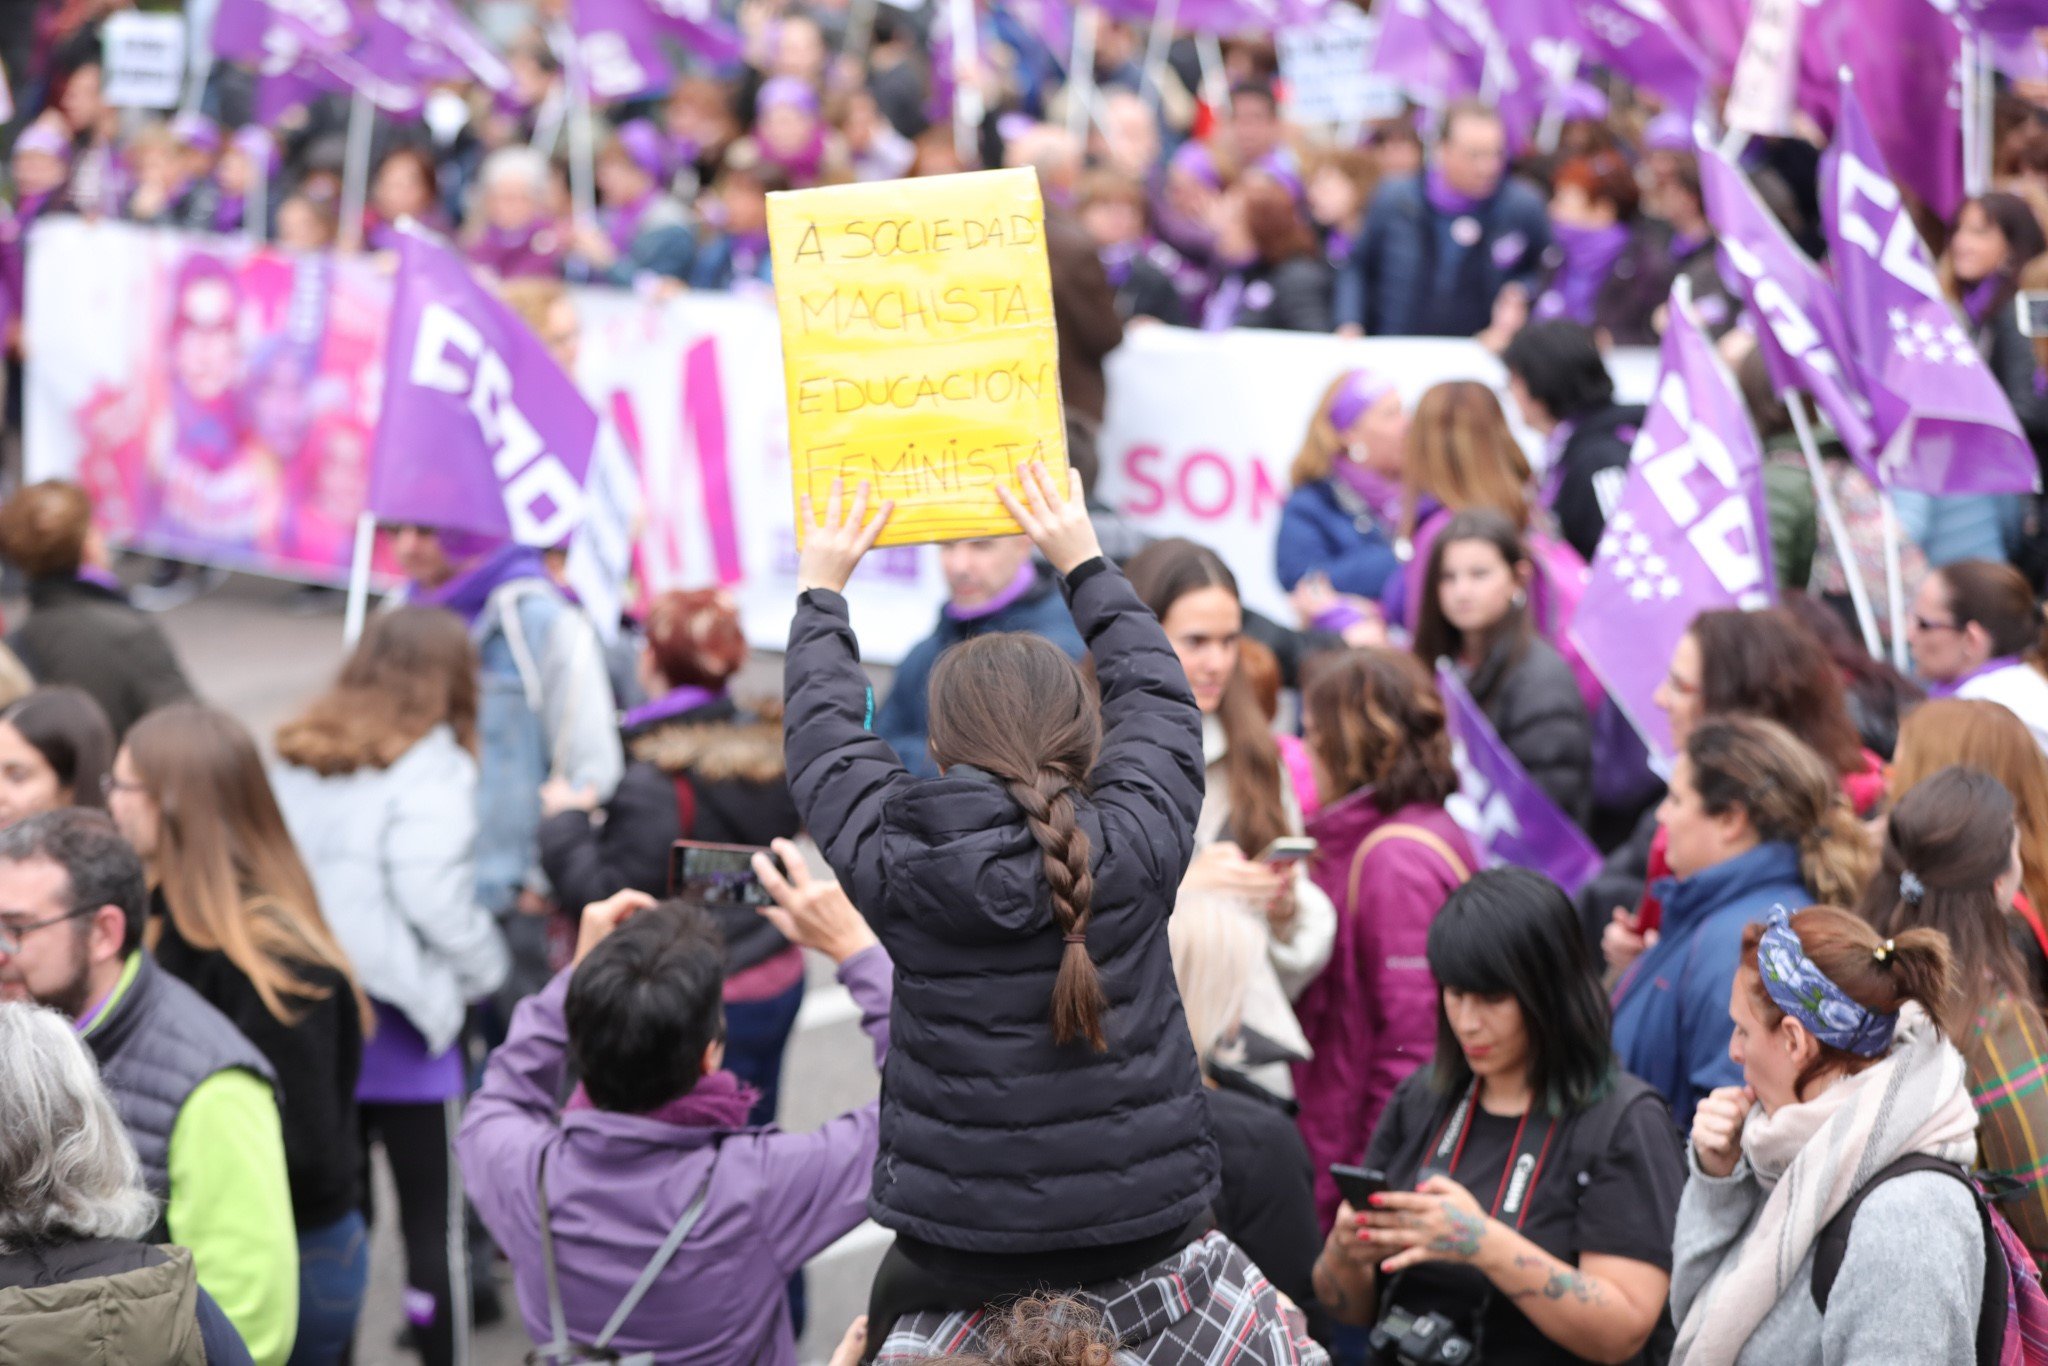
[134,570,888,1366]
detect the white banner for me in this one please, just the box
[26,220,1654,665]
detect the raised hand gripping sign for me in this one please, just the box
[766,167,1069,548]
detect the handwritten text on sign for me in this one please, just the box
[766,167,1068,547]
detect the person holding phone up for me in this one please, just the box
[1313,870,1683,1365]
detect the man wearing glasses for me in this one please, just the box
[0,809,299,1366]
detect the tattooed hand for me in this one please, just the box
[1361,1175,1493,1273]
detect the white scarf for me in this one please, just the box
[1672,1004,1979,1365]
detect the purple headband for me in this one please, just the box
[1169,140,1222,190]
[1558,81,1608,124]
[1328,369,1396,432]
[13,123,70,163]
[1254,151,1305,207]
[231,125,280,175]
[997,111,1038,146]
[758,77,820,117]
[615,118,668,180]
[170,112,221,155]
[1644,110,1690,152]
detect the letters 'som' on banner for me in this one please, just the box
[766,167,1068,548]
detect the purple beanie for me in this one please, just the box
[757,76,820,117]
[1168,140,1222,190]
[615,118,669,180]
[1644,110,1691,152]
[1327,368,1396,433]
[170,111,222,155]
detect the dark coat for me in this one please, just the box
[0,1240,252,1366]
[152,900,363,1230]
[1594,222,1739,347]
[1274,478,1400,598]
[1341,173,1551,337]
[10,576,194,737]
[874,569,1087,777]
[1550,403,1644,564]
[783,560,1221,1253]
[1224,256,1336,333]
[1467,634,1594,826]
[1204,1075,1319,1321]
[537,698,801,972]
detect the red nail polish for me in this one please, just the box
[1367,1193,1383,1206]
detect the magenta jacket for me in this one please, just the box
[1291,789,1474,1227]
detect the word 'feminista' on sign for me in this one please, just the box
[802,436,1056,509]
[795,283,1038,336]
[783,213,1042,266]
[794,360,1056,416]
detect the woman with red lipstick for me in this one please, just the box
[1312,869,1684,1365]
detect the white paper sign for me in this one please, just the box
[102,12,188,109]
[1278,13,1399,125]
[1723,0,1802,138]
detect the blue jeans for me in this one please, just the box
[724,976,806,1128]
[287,1210,369,1366]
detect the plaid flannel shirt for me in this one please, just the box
[1966,986,2048,1271]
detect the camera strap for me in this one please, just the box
[1423,1082,1560,1231]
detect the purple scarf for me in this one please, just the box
[418,542,550,627]
[468,220,563,279]
[945,561,1038,622]
[1964,274,2008,329]
[1099,239,1140,289]
[1669,229,1709,261]
[1536,221,1630,325]
[1537,419,1581,510]
[1927,654,2023,698]
[1425,165,1486,218]
[726,231,770,282]
[563,1068,761,1129]
[620,684,723,731]
[603,190,659,256]
[1332,459,1406,528]
[212,194,245,235]
[1202,271,1248,332]
[759,127,828,187]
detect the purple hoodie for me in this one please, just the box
[456,947,892,1365]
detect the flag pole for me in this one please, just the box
[1878,489,1909,671]
[1140,0,1181,117]
[1534,41,1580,155]
[1962,28,1983,197]
[1784,388,1883,658]
[343,511,375,646]
[248,149,268,243]
[338,89,373,253]
[566,34,598,227]
[1067,3,1099,146]
[1978,29,1997,196]
[1195,32,1228,111]
[844,0,880,70]
[949,0,983,164]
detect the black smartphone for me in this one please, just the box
[1330,1164,1391,1212]
[668,840,781,906]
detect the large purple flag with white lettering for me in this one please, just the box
[572,0,676,103]
[1368,0,1464,102]
[362,0,514,93]
[1821,81,2039,495]
[1699,141,1880,480]
[643,0,745,65]
[211,0,357,63]
[1438,664,1603,895]
[1799,0,1963,218]
[370,235,599,545]
[1571,299,1775,763]
[1493,0,1710,117]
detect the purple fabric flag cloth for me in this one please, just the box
[1821,80,2040,495]
[1437,664,1603,896]
[1571,298,1775,763]
[1964,0,2048,37]
[572,0,676,102]
[1492,0,1709,123]
[1797,0,1963,219]
[644,0,747,64]
[367,0,515,91]
[370,234,599,545]
[211,0,358,63]
[1368,0,1464,102]
[1699,139,1881,481]
[1663,0,1750,79]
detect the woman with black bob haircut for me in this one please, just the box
[1313,868,1685,1365]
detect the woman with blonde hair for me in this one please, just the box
[272,607,507,1366]
[1892,696,2048,999]
[1167,893,1319,1317]
[107,701,371,1366]
[1611,715,1877,1129]
[1274,368,1406,600]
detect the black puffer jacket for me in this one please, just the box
[784,560,1220,1254]
[1466,634,1593,826]
[537,697,801,970]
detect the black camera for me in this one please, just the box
[1370,1305,1476,1365]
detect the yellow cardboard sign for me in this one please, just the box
[766,167,1068,547]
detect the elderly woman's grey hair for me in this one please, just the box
[0,1001,156,1253]
[478,144,552,198]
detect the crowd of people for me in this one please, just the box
[6,2,2048,1366]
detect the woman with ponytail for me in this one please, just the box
[1672,907,1985,1365]
[1611,716,1876,1129]
[1860,766,2048,1267]
[784,469,1308,1360]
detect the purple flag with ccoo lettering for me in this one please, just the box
[1438,664,1603,896]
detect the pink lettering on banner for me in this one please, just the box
[608,389,654,607]
[1117,444,1283,524]
[682,336,742,586]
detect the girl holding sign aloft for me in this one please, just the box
[783,467,1321,1362]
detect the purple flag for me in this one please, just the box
[1663,0,1749,81]
[1571,299,1775,763]
[644,0,745,65]
[572,0,676,102]
[1698,140,1880,480]
[1493,0,1710,118]
[1368,0,1464,102]
[1798,0,1963,219]
[370,234,599,545]
[364,0,514,92]
[211,0,358,63]
[1821,81,2039,495]
[1437,664,1603,895]
[1964,0,2048,37]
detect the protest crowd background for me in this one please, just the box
[20,0,2048,1364]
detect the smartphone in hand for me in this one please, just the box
[1330,1164,1390,1211]
[669,840,785,905]
[1256,836,1318,867]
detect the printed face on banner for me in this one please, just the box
[766,167,1069,548]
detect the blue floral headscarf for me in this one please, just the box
[1755,907,1899,1057]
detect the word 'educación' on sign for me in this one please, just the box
[766,167,1068,548]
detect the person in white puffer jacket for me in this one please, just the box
[270,606,508,1366]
